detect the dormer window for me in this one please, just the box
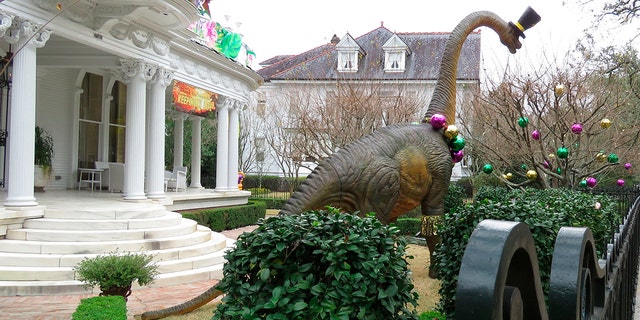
[383,34,410,73]
[335,33,363,73]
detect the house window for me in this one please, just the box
[255,137,265,162]
[108,81,127,163]
[257,99,266,118]
[78,73,103,169]
[338,51,358,72]
[385,51,405,72]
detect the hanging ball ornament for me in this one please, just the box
[586,177,597,188]
[505,173,513,180]
[548,153,556,159]
[600,118,612,129]
[531,130,541,140]
[607,153,619,164]
[554,84,565,96]
[618,179,625,187]
[579,180,587,188]
[557,168,562,174]
[521,164,528,170]
[444,125,459,140]
[517,117,529,128]
[451,150,464,163]
[450,135,466,152]
[430,114,447,130]
[625,162,632,170]
[557,147,569,159]
[571,123,583,134]
[596,152,607,162]
[543,160,550,169]
[482,164,494,174]
[526,170,538,180]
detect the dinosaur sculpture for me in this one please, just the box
[279,8,540,223]
[140,8,540,318]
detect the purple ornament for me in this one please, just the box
[543,160,550,169]
[430,114,447,130]
[451,150,464,163]
[571,123,583,134]
[586,177,597,188]
[617,179,625,187]
[625,162,632,170]
[531,130,541,140]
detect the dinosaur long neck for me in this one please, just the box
[424,11,511,124]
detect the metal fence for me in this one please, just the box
[455,189,640,319]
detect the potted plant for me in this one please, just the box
[74,251,159,301]
[34,125,54,191]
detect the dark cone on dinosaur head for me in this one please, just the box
[509,6,541,39]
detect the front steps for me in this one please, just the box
[0,202,233,296]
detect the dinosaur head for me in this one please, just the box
[502,6,541,54]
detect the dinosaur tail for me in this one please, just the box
[140,286,222,320]
[279,153,355,215]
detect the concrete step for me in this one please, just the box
[6,218,197,242]
[0,263,226,296]
[0,233,230,267]
[0,225,213,254]
[23,212,184,230]
[44,204,167,220]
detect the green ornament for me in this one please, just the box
[520,164,527,170]
[557,147,569,159]
[517,117,529,128]
[579,180,587,188]
[482,164,494,174]
[607,153,619,163]
[557,168,562,174]
[450,135,465,152]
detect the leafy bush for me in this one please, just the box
[247,187,271,195]
[395,218,422,236]
[213,207,419,320]
[180,201,266,231]
[74,251,158,293]
[72,296,126,320]
[434,187,620,318]
[418,310,446,320]
[243,175,306,192]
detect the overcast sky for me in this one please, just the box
[211,0,638,76]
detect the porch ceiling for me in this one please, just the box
[36,34,120,68]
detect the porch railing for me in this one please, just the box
[455,192,640,319]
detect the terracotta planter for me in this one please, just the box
[100,285,132,301]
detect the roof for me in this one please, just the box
[257,25,481,82]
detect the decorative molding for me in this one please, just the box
[0,12,13,38]
[108,21,170,56]
[34,0,97,26]
[150,67,174,87]
[117,59,157,83]
[3,17,51,48]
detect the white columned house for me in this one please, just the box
[120,59,156,200]
[3,16,49,207]
[189,115,203,189]
[172,112,187,169]
[146,68,173,199]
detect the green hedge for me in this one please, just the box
[181,201,266,232]
[213,208,419,319]
[72,296,126,320]
[394,218,422,236]
[434,187,620,318]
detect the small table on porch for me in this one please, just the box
[78,168,103,191]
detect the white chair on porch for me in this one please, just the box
[165,166,187,192]
[108,163,125,192]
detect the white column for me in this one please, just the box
[146,68,173,199]
[190,116,203,189]
[226,102,240,191]
[119,59,156,200]
[215,101,230,191]
[172,113,186,169]
[4,17,50,206]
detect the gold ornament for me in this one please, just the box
[505,173,513,180]
[444,125,459,140]
[600,118,612,129]
[526,170,538,180]
[554,84,565,97]
[548,153,555,159]
[596,152,607,162]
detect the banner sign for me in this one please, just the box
[172,80,218,118]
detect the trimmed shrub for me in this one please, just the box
[434,187,620,318]
[395,218,422,236]
[180,201,266,232]
[72,295,126,320]
[213,207,419,320]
